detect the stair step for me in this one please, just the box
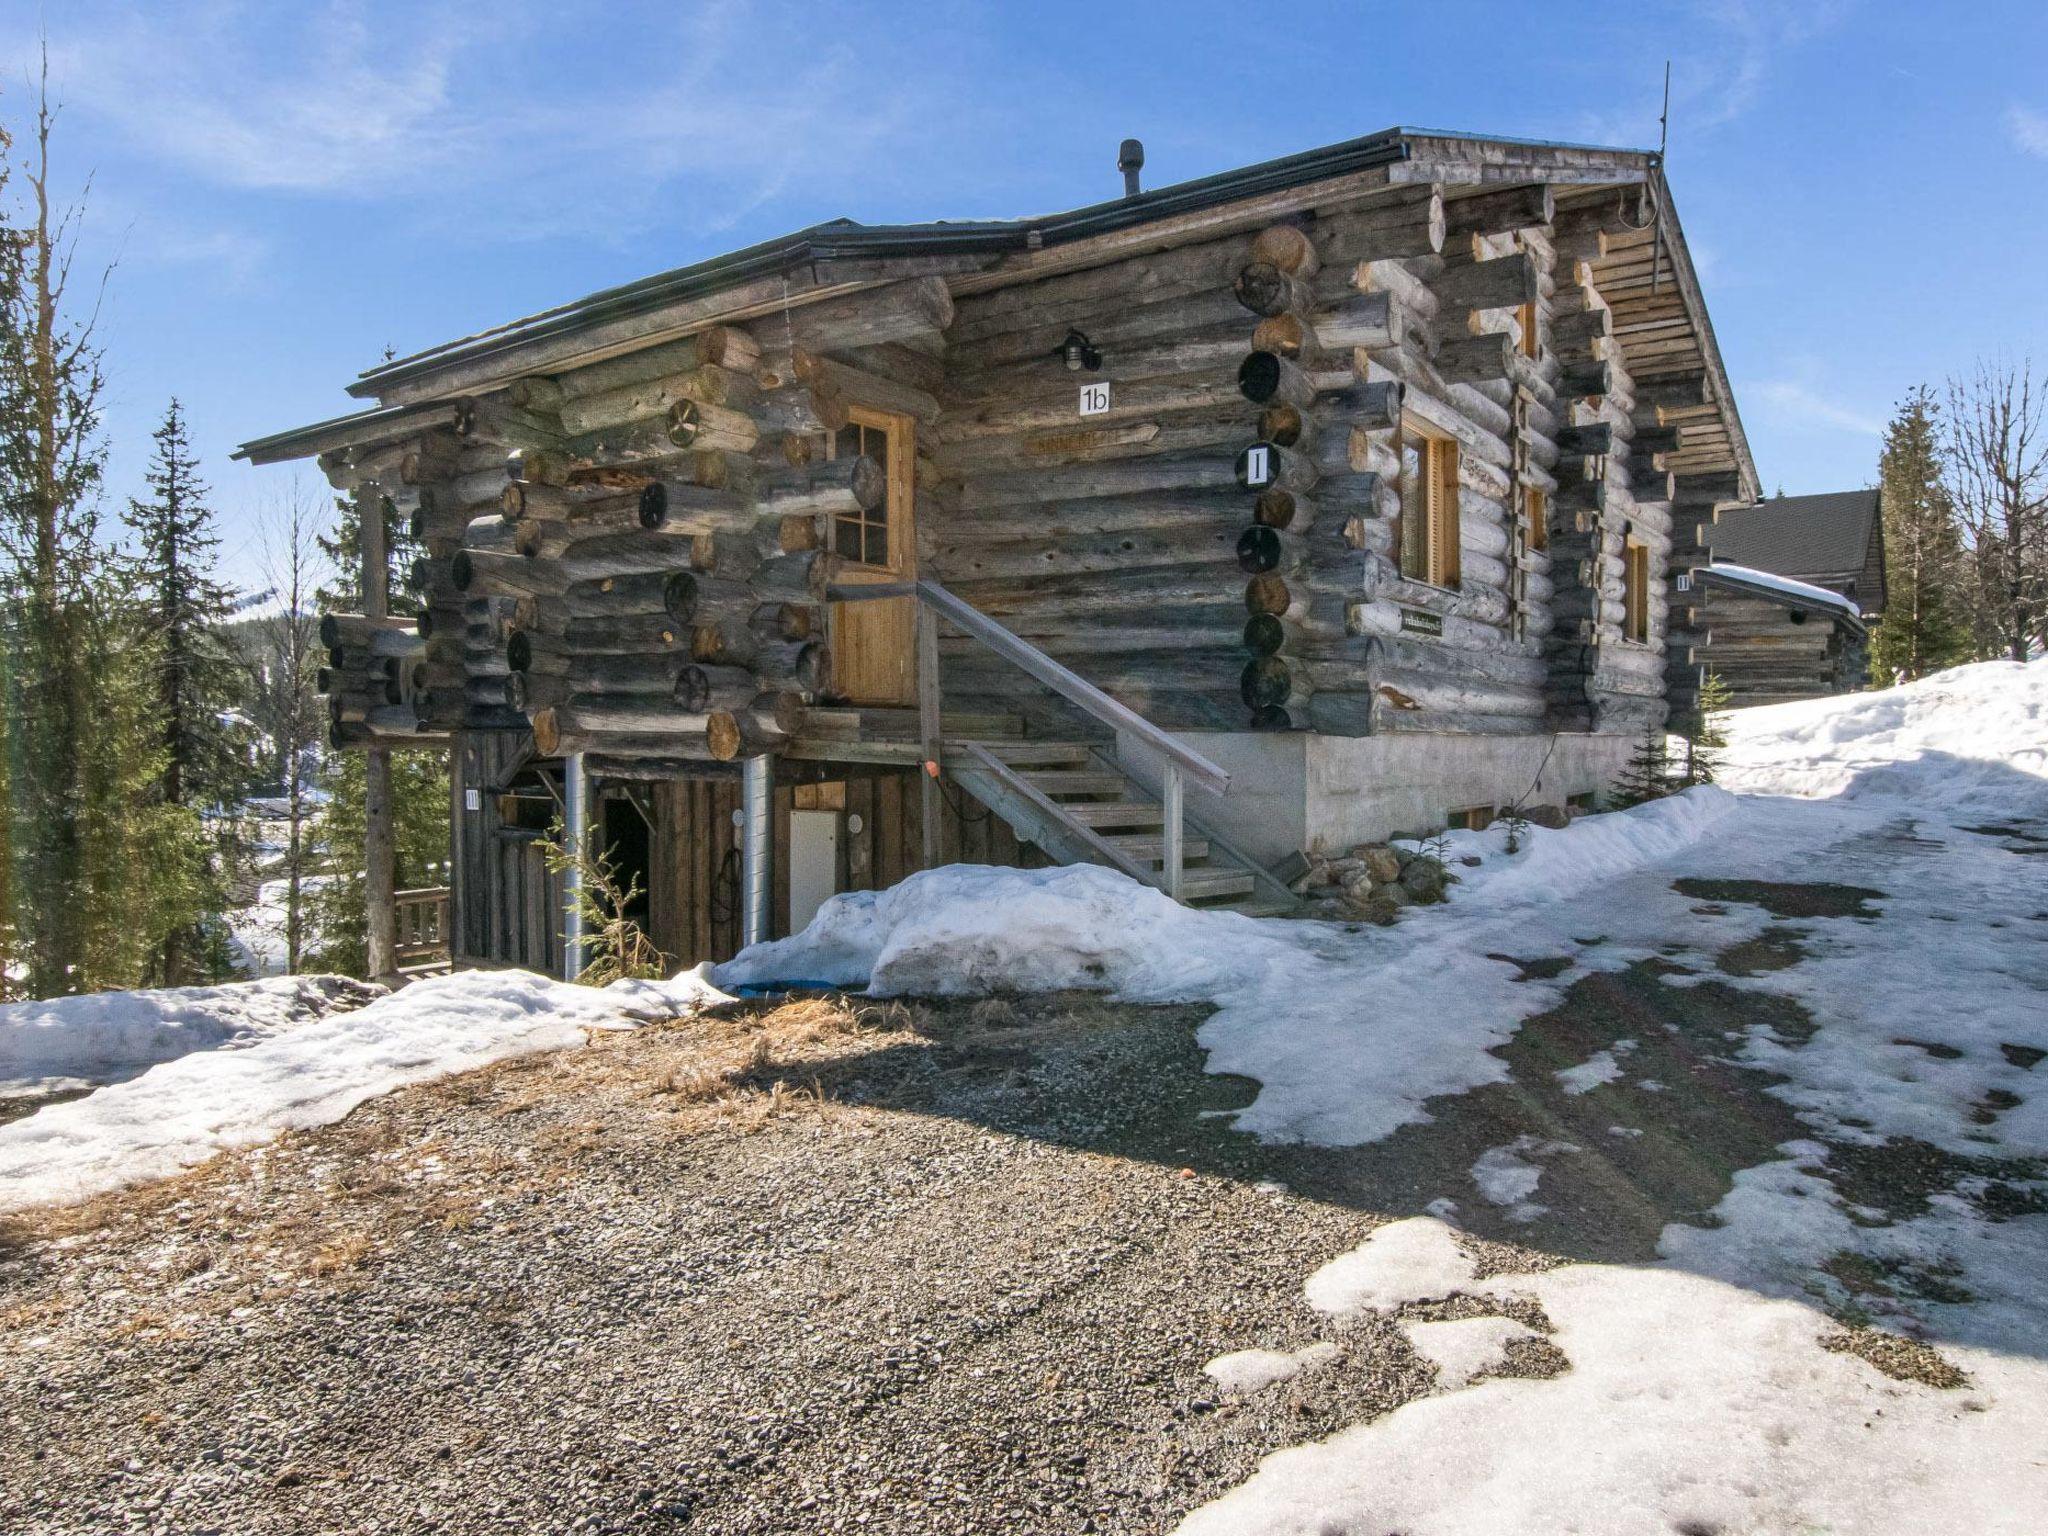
[1175,869,1257,901]
[1104,833,1212,863]
[1064,800,1165,829]
[1022,770,1130,796]
[970,740,1097,768]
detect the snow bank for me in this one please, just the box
[0,974,378,1095]
[0,967,730,1214]
[715,862,1268,999]
[1718,657,2048,813]
[715,792,1731,1146]
[1426,786,1737,909]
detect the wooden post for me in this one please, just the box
[916,600,942,868]
[361,488,398,982]
[563,751,588,978]
[1160,762,1184,902]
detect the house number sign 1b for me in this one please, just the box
[1078,381,1111,416]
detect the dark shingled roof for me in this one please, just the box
[1709,490,1879,583]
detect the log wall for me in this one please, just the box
[1692,588,1868,707]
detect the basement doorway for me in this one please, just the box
[598,790,654,936]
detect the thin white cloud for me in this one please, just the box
[1556,0,1854,148]
[1755,380,1885,437]
[18,1,951,238]
[2007,105,2048,159]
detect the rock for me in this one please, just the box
[1357,845,1403,885]
[1399,856,1449,904]
[1525,804,1571,830]
[1338,872,1380,911]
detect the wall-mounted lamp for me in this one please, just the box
[1056,328,1102,372]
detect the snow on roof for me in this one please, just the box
[1704,561,1862,619]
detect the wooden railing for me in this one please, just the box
[393,885,452,973]
[827,577,1230,900]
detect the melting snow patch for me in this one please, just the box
[1401,1316,1536,1391]
[1554,1039,1636,1095]
[0,966,730,1213]
[1303,1218,1475,1316]
[1470,1137,1576,1223]
[1203,1343,1342,1396]
[1175,1262,2042,1536]
[715,791,1733,1147]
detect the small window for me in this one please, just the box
[1449,805,1496,831]
[1525,486,1548,553]
[1397,416,1461,589]
[830,418,893,567]
[1624,538,1650,643]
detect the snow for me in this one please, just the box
[1469,1137,1575,1223]
[1178,1262,2045,1536]
[1302,1218,1475,1316]
[1554,1039,1634,1095]
[1401,1316,1536,1390]
[1202,1343,1341,1395]
[0,974,376,1096]
[1707,560,1863,616]
[226,876,334,978]
[0,967,730,1214]
[1716,656,2048,814]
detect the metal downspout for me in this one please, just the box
[741,754,773,948]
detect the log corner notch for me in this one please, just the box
[428,274,967,767]
[1229,207,1422,729]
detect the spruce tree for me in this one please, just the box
[1677,671,1731,787]
[1870,388,1972,683]
[123,400,252,982]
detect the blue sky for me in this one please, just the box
[7,0,2047,590]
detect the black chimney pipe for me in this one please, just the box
[1118,138,1144,198]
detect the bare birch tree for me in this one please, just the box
[1945,360,2048,662]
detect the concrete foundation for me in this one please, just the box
[1116,730,1636,866]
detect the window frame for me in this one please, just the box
[1397,413,1462,591]
[1623,537,1651,644]
[826,409,909,571]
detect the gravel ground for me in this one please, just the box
[0,993,1513,1535]
[0,876,2002,1534]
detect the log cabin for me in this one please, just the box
[236,126,1761,977]
[1682,563,1870,707]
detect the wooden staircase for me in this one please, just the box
[805,579,1298,920]
[798,709,1294,917]
[947,740,1293,915]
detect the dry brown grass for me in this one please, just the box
[308,1232,374,1277]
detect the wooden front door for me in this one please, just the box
[828,406,917,704]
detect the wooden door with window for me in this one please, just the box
[828,406,917,704]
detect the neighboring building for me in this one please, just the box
[1708,489,1886,618]
[1670,489,1881,709]
[237,126,1758,975]
[1683,563,1869,708]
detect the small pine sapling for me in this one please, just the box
[541,822,665,986]
[1609,727,1674,809]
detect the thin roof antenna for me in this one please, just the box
[1651,59,1670,298]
